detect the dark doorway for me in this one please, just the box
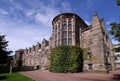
[88,64,92,70]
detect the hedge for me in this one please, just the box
[49,45,84,73]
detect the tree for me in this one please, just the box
[117,0,120,6]
[0,34,12,66]
[109,22,120,52]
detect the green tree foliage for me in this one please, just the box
[109,22,120,52]
[49,45,84,73]
[117,0,120,5]
[83,48,88,60]
[0,34,12,66]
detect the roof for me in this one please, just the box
[52,13,83,24]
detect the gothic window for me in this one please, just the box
[68,38,72,45]
[62,24,67,31]
[62,39,67,45]
[63,31,67,38]
[58,32,60,38]
[58,25,60,33]
[55,41,57,46]
[55,27,57,34]
[68,24,72,31]
[68,31,72,38]
[58,40,60,45]
[63,19,66,24]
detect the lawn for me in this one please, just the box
[0,73,35,81]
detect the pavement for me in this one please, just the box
[20,70,120,81]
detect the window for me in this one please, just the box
[68,31,72,38]
[68,38,72,45]
[58,40,60,45]
[55,41,57,46]
[55,27,57,34]
[62,24,67,31]
[55,34,57,39]
[58,25,60,33]
[63,31,67,38]
[62,39,67,45]
[68,24,72,31]
[88,64,92,70]
[58,32,60,38]
[88,52,93,58]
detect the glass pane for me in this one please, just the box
[62,39,67,45]
[68,24,72,30]
[68,38,72,45]
[63,24,67,30]
[63,31,67,38]
[68,31,72,38]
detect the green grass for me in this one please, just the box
[0,73,35,81]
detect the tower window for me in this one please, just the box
[68,38,72,45]
[63,31,67,38]
[68,31,72,38]
[62,24,67,31]
[68,24,72,31]
[62,39,67,45]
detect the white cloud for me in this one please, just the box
[0,8,9,15]
[25,10,35,17]
[112,39,119,45]
[85,20,91,25]
[0,22,51,52]
[0,0,73,54]
[61,1,71,12]
[106,21,114,25]
[35,13,47,24]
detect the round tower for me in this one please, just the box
[50,13,88,48]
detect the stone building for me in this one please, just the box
[15,12,114,71]
[15,49,24,67]
[113,44,120,69]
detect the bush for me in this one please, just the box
[49,45,84,73]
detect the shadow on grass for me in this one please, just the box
[112,74,120,80]
[0,67,22,74]
[0,76,7,80]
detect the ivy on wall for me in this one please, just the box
[49,45,84,73]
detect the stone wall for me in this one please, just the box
[15,12,114,71]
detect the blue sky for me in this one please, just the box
[0,0,119,54]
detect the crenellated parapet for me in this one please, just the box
[15,38,50,69]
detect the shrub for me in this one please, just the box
[49,45,84,73]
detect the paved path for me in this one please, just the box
[20,70,120,81]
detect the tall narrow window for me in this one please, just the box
[62,24,67,31]
[58,32,60,39]
[63,31,67,38]
[68,31,72,38]
[62,39,67,45]
[68,38,72,45]
[68,24,72,31]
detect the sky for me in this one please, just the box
[0,0,120,55]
